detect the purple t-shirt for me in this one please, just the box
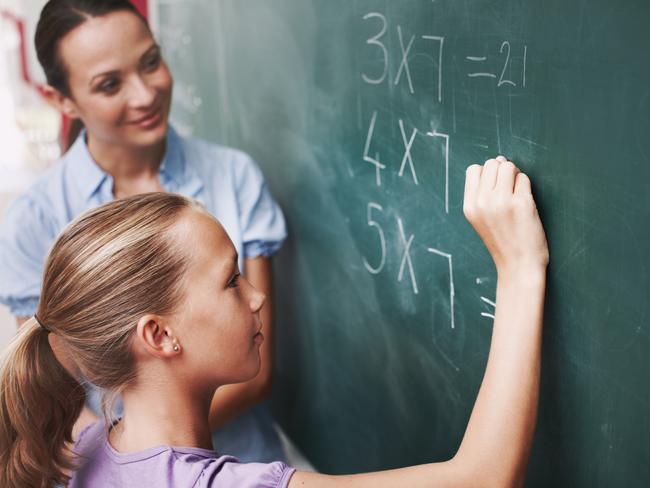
[70,421,296,487]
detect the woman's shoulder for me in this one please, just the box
[13,158,63,201]
[1,167,65,236]
[1,163,71,242]
[5,141,84,216]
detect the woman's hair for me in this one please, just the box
[35,0,148,97]
[0,193,204,487]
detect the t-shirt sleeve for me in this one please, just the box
[235,154,287,258]
[0,195,55,316]
[197,459,296,488]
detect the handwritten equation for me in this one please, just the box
[361,13,528,99]
[357,11,517,331]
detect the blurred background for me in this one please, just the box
[0,0,62,344]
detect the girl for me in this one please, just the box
[0,0,287,462]
[0,157,548,487]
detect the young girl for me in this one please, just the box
[0,157,548,487]
[0,0,286,462]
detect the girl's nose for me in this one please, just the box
[249,286,266,314]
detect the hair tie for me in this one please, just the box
[34,314,50,333]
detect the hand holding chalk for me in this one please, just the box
[463,156,549,280]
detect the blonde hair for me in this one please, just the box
[0,193,204,487]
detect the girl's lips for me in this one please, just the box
[253,331,264,344]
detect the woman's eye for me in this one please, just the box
[227,273,240,288]
[144,52,161,71]
[98,79,119,94]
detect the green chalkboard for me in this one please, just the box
[154,1,650,486]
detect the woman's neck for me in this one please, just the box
[86,133,166,198]
[109,382,214,453]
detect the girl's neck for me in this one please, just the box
[86,133,166,198]
[109,384,214,453]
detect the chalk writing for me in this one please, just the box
[356,10,531,340]
[361,13,445,102]
[426,127,450,213]
[480,296,496,320]
[466,41,528,89]
[363,111,385,186]
[398,119,419,185]
[428,248,456,329]
[397,217,419,294]
[395,25,415,94]
[363,202,386,274]
[361,13,388,85]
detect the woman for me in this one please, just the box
[0,0,286,462]
[0,157,548,487]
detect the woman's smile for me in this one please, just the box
[130,104,163,129]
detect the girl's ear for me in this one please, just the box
[40,85,80,119]
[135,315,181,359]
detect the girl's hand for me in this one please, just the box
[463,156,549,280]
[290,156,549,488]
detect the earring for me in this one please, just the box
[173,344,180,352]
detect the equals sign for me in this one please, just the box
[480,296,496,320]
[466,55,496,79]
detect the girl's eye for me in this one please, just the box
[227,273,240,288]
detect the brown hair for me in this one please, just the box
[35,0,148,97]
[0,193,203,487]
[35,0,151,151]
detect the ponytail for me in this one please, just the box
[0,317,85,487]
[0,193,202,486]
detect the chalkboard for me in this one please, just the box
[154,1,650,486]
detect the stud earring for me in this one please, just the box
[173,344,180,352]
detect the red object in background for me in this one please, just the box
[0,11,39,92]
[130,0,148,20]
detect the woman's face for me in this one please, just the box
[172,211,266,388]
[57,10,173,148]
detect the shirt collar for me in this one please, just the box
[159,127,204,197]
[66,130,108,201]
[66,126,203,202]
[159,126,188,188]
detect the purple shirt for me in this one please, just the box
[71,421,296,487]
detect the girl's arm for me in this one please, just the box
[208,256,274,430]
[289,157,549,488]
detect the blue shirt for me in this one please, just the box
[0,127,287,462]
[0,127,286,314]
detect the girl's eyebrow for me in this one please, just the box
[221,251,239,275]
